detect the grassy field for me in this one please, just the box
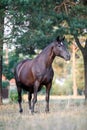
[0,96,87,130]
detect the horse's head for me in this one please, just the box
[53,36,70,61]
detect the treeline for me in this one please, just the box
[0,0,87,104]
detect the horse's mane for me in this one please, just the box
[36,42,54,58]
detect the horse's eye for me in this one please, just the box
[58,44,61,47]
[58,42,63,47]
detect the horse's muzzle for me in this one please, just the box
[65,54,71,61]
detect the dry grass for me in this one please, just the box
[0,96,87,130]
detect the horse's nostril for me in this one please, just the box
[66,54,70,60]
[68,54,70,60]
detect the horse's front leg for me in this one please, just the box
[28,92,32,110]
[31,81,39,114]
[45,82,52,113]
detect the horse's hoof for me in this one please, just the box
[31,112,34,115]
[31,110,34,115]
[29,107,31,110]
[19,109,23,113]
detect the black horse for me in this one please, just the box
[14,36,70,113]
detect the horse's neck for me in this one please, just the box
[38,44,55,67]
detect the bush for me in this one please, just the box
[9,90,18,103]
[2,80,9,88]
[51,75,73,95]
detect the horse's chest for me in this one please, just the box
[41,68,54,84]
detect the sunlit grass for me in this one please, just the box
[0,96,87,130]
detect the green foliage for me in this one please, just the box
[9,90,18,102]
[68,5,87,35]
[2,1,87,57]
[1,0,87,96]
[3,51,19,79]
[39,86,46,95]
[2,80,9,88]
[5,1,68,56]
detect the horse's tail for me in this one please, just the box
[14,63,21,83]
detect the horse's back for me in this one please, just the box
[15,59,32,82]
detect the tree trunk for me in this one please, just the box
[82,0,87,5]
[83,55,87,104]
[74,36,87,103]
[0,57,2,105]
[0,9,4,105]
[72,44,77,96]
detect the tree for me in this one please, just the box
[0,0,39,104]
[0,0,63,104]
[0,5,4,104]
[74,37,87,103]
[54,0,87,98]
[0,0,87,103]
[82,0,87,5]
[6,1,58,55]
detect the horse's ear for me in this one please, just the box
[56,36,60,41]
[62,36,65,41]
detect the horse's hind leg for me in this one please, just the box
[28,92,32,110]
[17,86,23,113]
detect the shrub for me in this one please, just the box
[9,90,18,103]
[2,80,9,88]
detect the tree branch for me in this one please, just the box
[74,35,83,52]
[54,0,77,14]
[85,39,87,48]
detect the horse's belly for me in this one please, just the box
[20,74,34,86]
[21,83,34,93]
